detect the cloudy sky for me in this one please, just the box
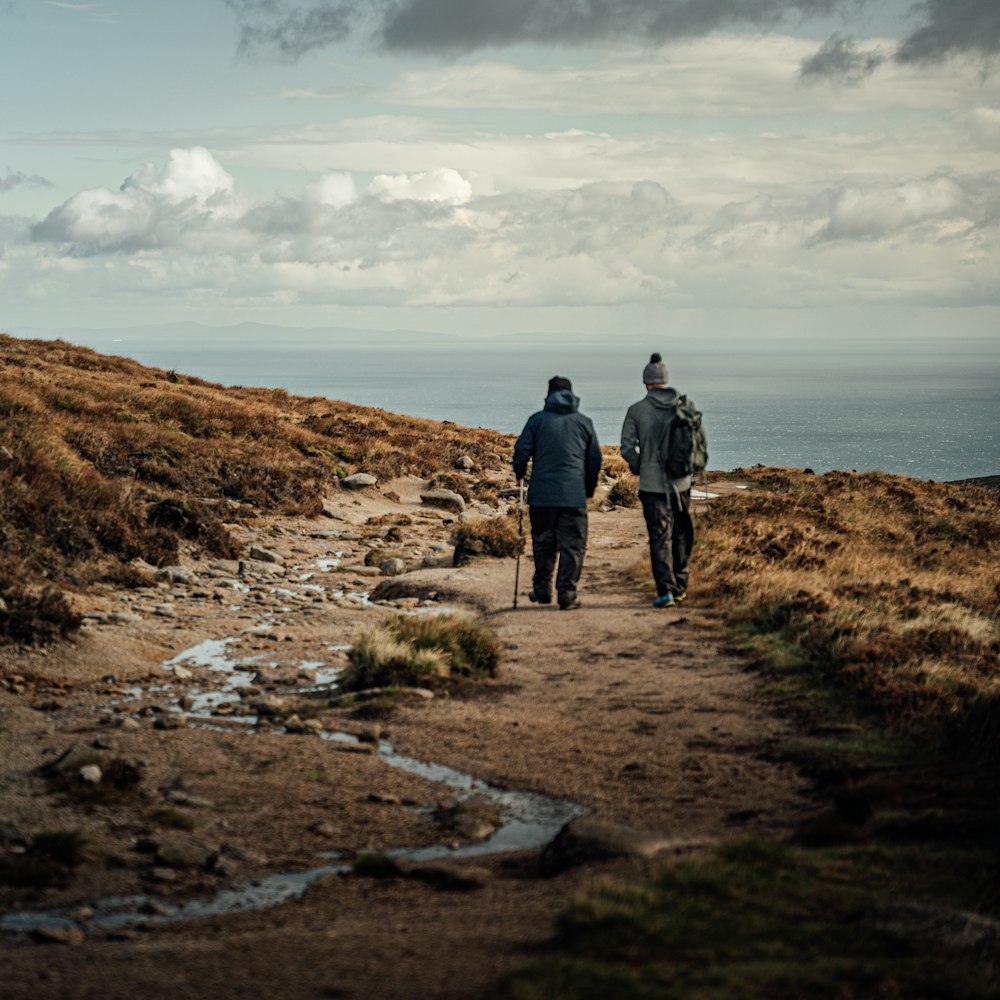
[1,0,998,339]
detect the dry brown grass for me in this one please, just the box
[0,334,513,639]
[696,467,999,758]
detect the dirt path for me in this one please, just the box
[0,480,817,999]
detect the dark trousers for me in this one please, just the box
[528,506,588,604]
[639,489,694,597]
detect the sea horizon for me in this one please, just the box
[11,324,999,483]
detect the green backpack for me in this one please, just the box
[662,395,708,480]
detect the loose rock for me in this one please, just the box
[379,557,407,576]
[341,474,378,490]
[541,817,714,873]
[420,489,466,513]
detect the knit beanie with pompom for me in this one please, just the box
[642,353,668,386]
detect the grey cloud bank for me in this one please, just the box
[226,0,1000,64]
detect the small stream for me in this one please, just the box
[1,623,584,937]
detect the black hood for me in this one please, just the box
[544,389,580,414]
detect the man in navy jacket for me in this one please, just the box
[512,376,602,610]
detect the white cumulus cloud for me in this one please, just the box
[32,147,242,254]
[369,167,472,204]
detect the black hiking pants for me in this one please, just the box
[639,489,694,597]
[528,506,588,606]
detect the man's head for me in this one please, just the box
[548,375,573,395]
[643,353,668,388]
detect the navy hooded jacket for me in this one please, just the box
[512,389,602,508]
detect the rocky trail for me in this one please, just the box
[0,475,819,999]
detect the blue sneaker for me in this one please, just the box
[651,593,675,609]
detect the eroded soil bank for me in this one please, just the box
[0,477,817,999]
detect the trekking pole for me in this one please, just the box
[512,480,525,609]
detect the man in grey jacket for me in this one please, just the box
[620,353,696,609]
[513,376,602,610]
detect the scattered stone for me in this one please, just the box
[308,822,337,838]
[38,744,96,779]
[283,714,309,734]
[422,552,454,569]
[153,604,176,618]
[249,695,286,717]
[30,925,86,946]
[541,817,714,873]
[354,854,490,890]
[114,717,142,731]
[406,688,435,701]
[249,546,284,565]
[78,764,103,784]
[379,557,407,576]
[220,842,267,865]
[156,566,196,585]
[91,738,112,750]
[209,559,241,575]
[367,792,400,805]
[155,838,218,871]
[341,473,378,490]
[454,455,475,471]
[420,489,466,513]
[108,612,143,625]
[394,858,492,890]
[145,867,178,884]
[212,857,237,879]
[153,714,187,730]
[171,665,194,681]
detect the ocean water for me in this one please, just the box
[37,328,1000,482]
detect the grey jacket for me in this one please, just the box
[513,390,602,508]
[620,387,693,493]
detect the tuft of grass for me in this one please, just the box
[0,830,93,889]
[341,614,500,691]
[606,474,639,508]
[451,514,521,565]
[0,585,82,645]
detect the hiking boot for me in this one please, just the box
[528,589,552,605]
[558,598,582,611]
[673,591,687,604]
[651,593,675,609]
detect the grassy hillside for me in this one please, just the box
[0,333,512,638]
[700,466,999,761]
